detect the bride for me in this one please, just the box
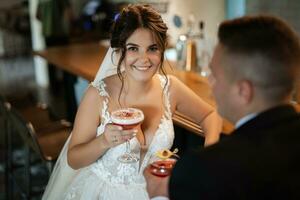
[42,4,222,200]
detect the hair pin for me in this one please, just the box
[114,13,120,22]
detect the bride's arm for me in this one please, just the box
[67,86,109,169]
[169,75,223,146]
[67,86,135,169]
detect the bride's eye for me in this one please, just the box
[127,46,138,52]
[148,46,159,52]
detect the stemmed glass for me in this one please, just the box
[111,108,144,163]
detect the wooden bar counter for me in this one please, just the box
[35,42,234,135]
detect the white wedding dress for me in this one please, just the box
[42,74,175,200]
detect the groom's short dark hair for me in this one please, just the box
[218,15,300,102]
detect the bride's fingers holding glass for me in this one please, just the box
[111,129,138,147]
[103,124,123,147]
[103,124,137,147]
[120,129,138,141]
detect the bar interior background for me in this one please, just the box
[1,0,300,199]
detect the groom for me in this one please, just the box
[145,15,300,199]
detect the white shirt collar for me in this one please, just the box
[235,113,257,129]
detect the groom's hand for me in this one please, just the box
[143,166,170,198]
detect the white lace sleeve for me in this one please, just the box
[90,80,112,136]
[90,80,110,97]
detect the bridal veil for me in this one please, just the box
[42,47,121,199]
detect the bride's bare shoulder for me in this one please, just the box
[103,75,121,92]
[167,74,185,90]
[81,86,103,103]
[103,74,119,85]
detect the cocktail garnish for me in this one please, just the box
[155,148,179,160]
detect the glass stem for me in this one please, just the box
[125,139,130,153]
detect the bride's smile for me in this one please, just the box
[131,64,153,71]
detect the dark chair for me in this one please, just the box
[18,103,55,132]
[0,96,13,200]
[3,102,71,199]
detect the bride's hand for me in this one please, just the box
[102,124,138,148]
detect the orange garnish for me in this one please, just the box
[162,150,169,157]
[155,148,179,160]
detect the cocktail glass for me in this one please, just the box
[149,156,178,177]
[111,108,144,163]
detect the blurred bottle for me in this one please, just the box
[175,14,198,71]
[185,39,197,71]
[175,34,187,70]
[195,21,211,76]
[186,14,196,38]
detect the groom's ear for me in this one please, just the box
[237,79,254,105]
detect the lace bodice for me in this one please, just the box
[89,74,175,185]
[61,74,175,200]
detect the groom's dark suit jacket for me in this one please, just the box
[169,105,300,200]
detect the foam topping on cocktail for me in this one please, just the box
[111,108,144,127]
